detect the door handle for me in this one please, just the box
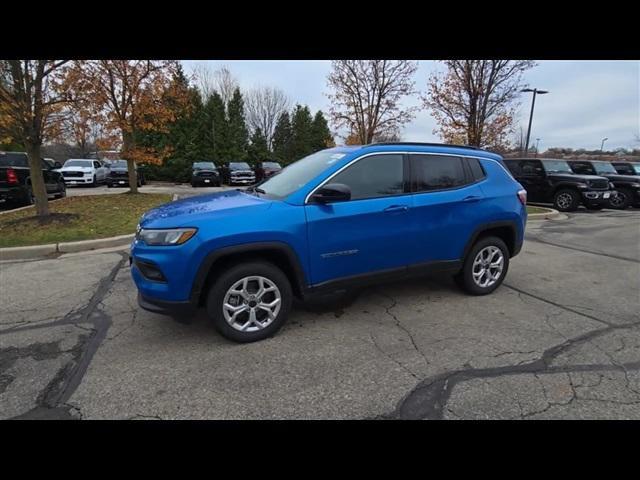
[384,205,409,213]
[462,195,482,203]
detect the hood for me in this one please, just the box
[598,173,640,182]
[139,189,271,228]
[548,173,607,182]
[60,165,93,172]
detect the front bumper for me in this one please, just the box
[229,177,255,184]
[581,190,615,206]
[137,292,197,317]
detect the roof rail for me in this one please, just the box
[365,142,484,151]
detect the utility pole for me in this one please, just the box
[521,88,549,156]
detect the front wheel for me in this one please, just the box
[56,181,66,198]
[90,174,97,187]
[609,188,632,210]
[553,189,579,212]
[455,236,509,296]
[206,262,292,343]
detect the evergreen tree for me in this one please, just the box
[272,111,293,165]
[311,110,334,151]
[225,87,249,160]
[203,91,227,163]
[290,104,314,162]
[247,127,270,165]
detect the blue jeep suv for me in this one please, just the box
[131,143,527,342]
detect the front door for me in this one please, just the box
[305,153,414,286]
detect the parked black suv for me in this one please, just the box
[567,160,640,209]
[106,159,146,188]
[0,151,66,206]
[611,161,640,176]
[503,158,614,212]
[191,161,221,187]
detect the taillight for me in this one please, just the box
[7,168,18,185]
[517,189,527,205]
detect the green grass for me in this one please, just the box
[0,193,172,248]
[526,206,551,214]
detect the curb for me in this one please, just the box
[528,208,560,220]
[0,234,134,261]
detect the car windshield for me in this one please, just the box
[257,150,347,199]
[263,162,281,169]
[194,162,216,169]
[592,162,617,174]
[230,162,251,170]
[542,160,573,174]
[110,160,128,168]
[64,160,93,167]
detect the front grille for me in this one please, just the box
[588,179,609,190]
[110,171,128,178]
[64,171,84,178]
[197,171,217,177]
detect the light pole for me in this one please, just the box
[522,88,549,156]
[600,137,608,152]
[535,138,541,157]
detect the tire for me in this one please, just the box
[585,204,603,210]
[206,261,293,343]
[553,188,580,212]
[91,175,97,187]
[23,185,34,206]
[191,182,197,188]
[55,181,66,198]
[455,236,510,296]
[608,188,632,210]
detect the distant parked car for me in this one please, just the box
[191,162,221,187]
[59,159,109,187]
[567,160,640,209]
[106,159,146,188]
[0,151,66,206]
[226,162,256,186]
[254,161,282,182]
[503,158,614,211]
[43,158,63,171]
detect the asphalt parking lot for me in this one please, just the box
[1,208,639,419]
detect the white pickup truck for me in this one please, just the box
[58,159,110,186]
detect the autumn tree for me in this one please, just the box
[326,60,418,144]
[244,86,290,150]
[81,60,186,192]
[0,60,74,216]
[423,60,536,149]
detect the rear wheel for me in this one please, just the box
[609,188,632,210]
[553,189,579,212]
[455,236,509,295]
[206,261,292,343]
[23,185,34,206]
[55,180,66,198]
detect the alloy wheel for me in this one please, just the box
[222,276,282,332]
[472,246,505,288]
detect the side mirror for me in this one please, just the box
[310,183,351,204]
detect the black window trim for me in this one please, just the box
[304,151,506,204]
[409,153,477,195]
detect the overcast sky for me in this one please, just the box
[182,60,639,151]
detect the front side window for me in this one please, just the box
[93,161,101,168]
[541,160,573,174]
[411,155,467,192]
[330,154,404,200]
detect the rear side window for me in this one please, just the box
[520,160,543,175]
[410,155,467,192]
[331,154,405,200]
[504,160,521,175]
[467,158,486,181]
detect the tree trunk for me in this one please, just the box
[122,131,139,193]
[25,143,50,217]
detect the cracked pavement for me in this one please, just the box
[1,208,639,419]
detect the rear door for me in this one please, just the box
[408,154,485,264]
[305,153,414,285]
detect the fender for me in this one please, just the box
[189,241,307,304]
[462,221,519,259]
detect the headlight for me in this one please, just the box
[629,183,640,188]
[137,228,197,246]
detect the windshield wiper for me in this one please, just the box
[246,186,266,195]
